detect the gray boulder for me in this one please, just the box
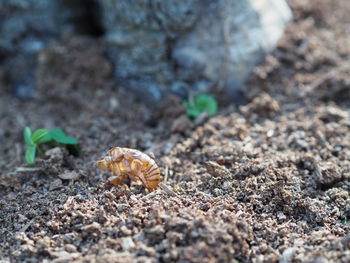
[0,0,292,102]
[99,0,292,102]
[0,0,100,98]
[0,0,61,98]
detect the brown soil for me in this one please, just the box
[1,0,350,262]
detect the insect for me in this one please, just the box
[96,147,160,191]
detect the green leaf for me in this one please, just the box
[25,146,36,164]
[49,128,78,144]
[24,126,34,146]
[186,108,201,118]
[194,94,218,116]
[31,129,52,143]
[49,128,66,137]
[38,133,52,143]
[183,94,218,119]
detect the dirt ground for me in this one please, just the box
[1,0,350,262]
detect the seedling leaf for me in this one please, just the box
[38,133,52,143]
[24,126,34,146]
[183,94,218,119]
[32,129,51,143]
[50,128,78,144]
[195,94,218,116]
[186,108,201,118]
[49,128,65,137]
[23,127,79,164]
[25,146,36,164]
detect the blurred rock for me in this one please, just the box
[99,0,292,102]
[0,0,63,98]
[170,115,193,133]
[0,0,103,98]
[1,0,291,103]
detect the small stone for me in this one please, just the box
[49,250,80,263]
[17,214,27,223]
[315,166,342,189]
[81,222,101,235]
[320,106,348,122]
[267,129,274,137]
[120,225,132,236]
[45,147,64,158]
[12,250,21,257]
[190,230,199,238]
[171,115,193,133]
[205,161,231,178]
[170,250,179,260]
[280,247,298,263]
[58,171,80,180]
[136,243,156,257]
[109,97,119,110]
[49,179,63,190]
[240,93,280,117]
[121,237,135,251]
[117,204,130,213]
[64,244,77,253]
[312,257,329,263]
[277,211,287,221]
[47,220,60,231]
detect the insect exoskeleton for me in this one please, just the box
[96,147,160,191]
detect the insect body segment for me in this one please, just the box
[96,147,160,191]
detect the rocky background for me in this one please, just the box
[0,0,291,102]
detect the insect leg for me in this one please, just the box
[108,162,123,186]
[130,159,149,190]
[108,175,123,186]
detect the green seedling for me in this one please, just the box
[23,126,80,164]
[183,93,218,119]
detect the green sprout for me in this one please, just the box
[183,94,218,119]
[23,126,80,164]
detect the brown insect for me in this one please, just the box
[96,147,160,191]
